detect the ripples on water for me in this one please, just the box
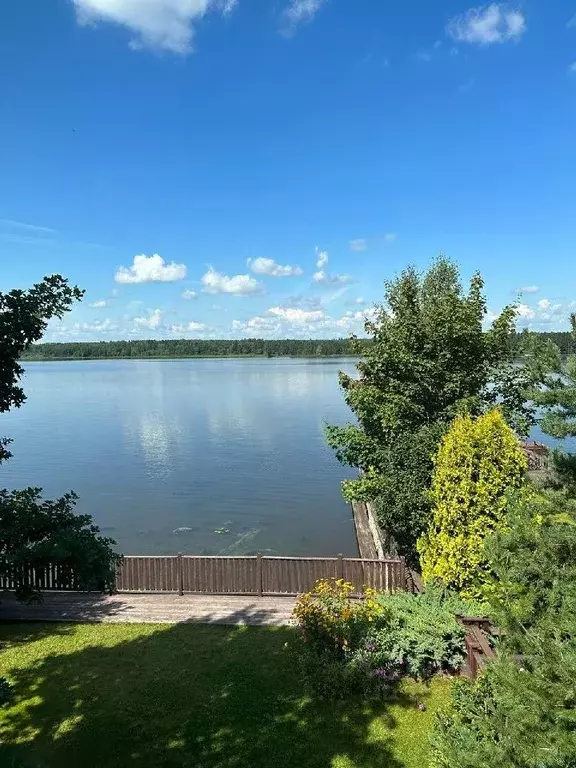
[0,358,358,556]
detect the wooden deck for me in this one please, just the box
[0,592,296,627]
[351,501,379,559]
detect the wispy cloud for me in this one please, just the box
[181,289,198,299]
[569,62,576,74]
[349,239,367,252]
[281,0,328,34]
[312,248,353,286]
[115,254,187,284]
[72,0,236,55]
[0,218,57,234]
[519,285,539,294]
[89,299,109,308]
[447,4,526,45]
[384,233,397,243]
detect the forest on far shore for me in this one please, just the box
[19,330,576,361]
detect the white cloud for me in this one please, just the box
[312,248,353,286]
[200,267,264,295]
[519,285,539,293]
[115,254,187,284]
[516,303,535,319]
[247,257,303,277]
[568,14,576,29]
[349,239,367,252]
[315,248,329,269]
[134,308,164,330]
[231,316,282,336]
[281,0,328,31]
[89,299,109,308]
[268,306,325,323]
[170,321,208,333]
[447,4,526,45]
[569,62,576,74]
[384,233,397,242]
[181,289,198,299]
[313,270,353,286]
[538,298,551,310]
[72,0,236,55]
[355,297,366,305]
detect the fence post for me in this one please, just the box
[257,553,263,597]
[177,553,184,596]
[338,553,344,581]
[399,556,406,593]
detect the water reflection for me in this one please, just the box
[1,359,359,556]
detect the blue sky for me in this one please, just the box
[1,1,576,340]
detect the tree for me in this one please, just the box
[417,410,527,598]
[0,275,121,601]
[430,491,576,768]
[1,275,84,462]
[529,314,576,440]
[326,257,534,565]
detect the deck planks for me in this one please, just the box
[0,592,296,627]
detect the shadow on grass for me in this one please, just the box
[0,615,438,768]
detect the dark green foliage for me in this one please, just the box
[294,583,475,698]
[528,315,576,440]
[0,488,121,602]
[361,588,482,682]
[0,676,13,706]
[326,257,534,565]
[0,275,84,462]
[1,275,120,602]
[431,492,576,768]
[21,337,364,360]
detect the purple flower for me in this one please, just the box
[373,667,389,679]
[365,642,377,652]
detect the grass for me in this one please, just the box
[0,622,451,768]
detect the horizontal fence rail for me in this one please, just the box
[1,555,407,597]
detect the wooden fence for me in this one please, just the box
[0,555,407,597]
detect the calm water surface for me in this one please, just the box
[0,358,359,556]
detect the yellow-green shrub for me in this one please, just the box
[417,409,526,598]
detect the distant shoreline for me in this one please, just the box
[20,338,368,363]
[21,353,360,362]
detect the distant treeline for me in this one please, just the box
[522,330,576,356]
[20,331,576,361]
[21,338,367,360]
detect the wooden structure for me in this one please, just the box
[0,554,407,598]
[521,440,550,472]
[0,592,296,627]
[456,614,497,679]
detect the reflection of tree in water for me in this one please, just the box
[0,618,435,768]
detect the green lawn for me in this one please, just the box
[0,622,451,768]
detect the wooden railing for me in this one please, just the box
[1,555,407,598]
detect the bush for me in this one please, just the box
[418,410,526,598]
[430,492,576,768]
[293,581,477,698]
[292,578,383,657]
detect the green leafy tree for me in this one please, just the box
[530,314,576,440]
[418,410,527,598]
[326,257,534,565]
[0,275,121,602]
[431,491,576,768]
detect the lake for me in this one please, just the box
[0,358,359,557]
